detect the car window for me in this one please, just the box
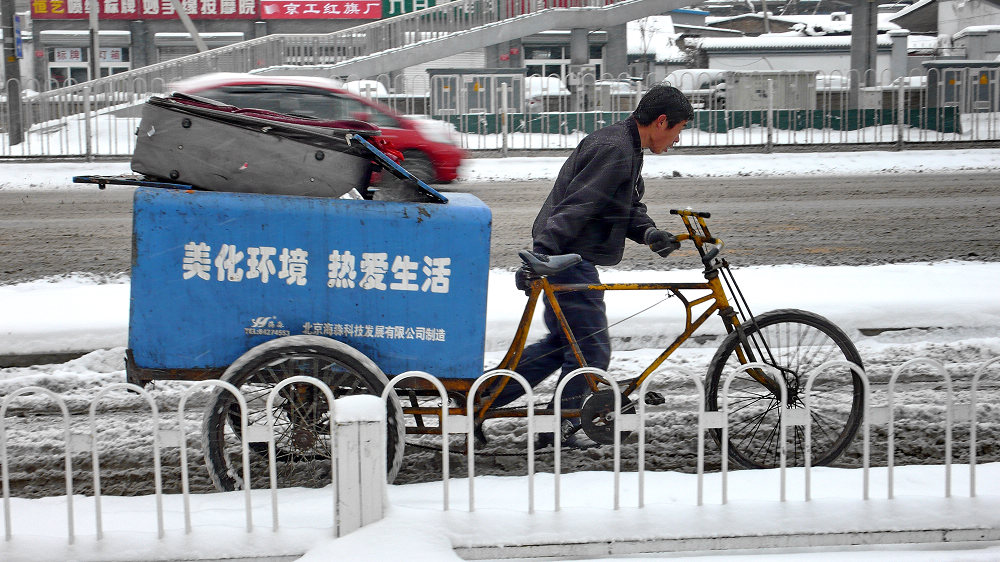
[193,85,400,128]
[332,95,400,128]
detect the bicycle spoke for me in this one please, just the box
[808,409,846,442]
[792,425,806,463]
[746,413,781,464]
[708,311,863,470]
[734,400,779,449]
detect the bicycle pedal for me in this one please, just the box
[644,391,666,406]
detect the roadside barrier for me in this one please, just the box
[3,67,998,159]
[1,355,998,544]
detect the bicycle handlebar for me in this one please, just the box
[670,209,711,219]
[675,233,724,263]
[670,208,722,266]
[702,239,724,263]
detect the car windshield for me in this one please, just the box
[195,85,401,128]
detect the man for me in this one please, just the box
[498,85,694,448]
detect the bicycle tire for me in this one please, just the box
[202,335,405,492]
[705,309,864,469]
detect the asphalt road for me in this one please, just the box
[1,172,998,497]
[1,172,998,285]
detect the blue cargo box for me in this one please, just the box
[128,187,491,380]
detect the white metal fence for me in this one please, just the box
[2,66,999,160]
[1,355,998,545]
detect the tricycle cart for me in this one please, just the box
[89,97,864,491]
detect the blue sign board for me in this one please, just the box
[12,14,22,59]
[129,187,492,380]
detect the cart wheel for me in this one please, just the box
[202,335,405,492]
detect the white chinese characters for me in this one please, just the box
[183,241,452,293]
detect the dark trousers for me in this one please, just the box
[493,260,610,410]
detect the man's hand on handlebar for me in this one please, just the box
[645,228,681,257]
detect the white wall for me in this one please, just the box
[401,50,486,97]
[707,51,893,77]
[939,0,1000,38]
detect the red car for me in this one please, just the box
[170,73,465,184]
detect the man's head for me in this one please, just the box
[633,85,694,154]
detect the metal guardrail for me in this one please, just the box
[2,355,997,545]
[1,378,386,543]
[1,67,999,158]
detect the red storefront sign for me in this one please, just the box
[259,0,381,19]
[31,0,258,19]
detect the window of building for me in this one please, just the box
[46,46,130,87]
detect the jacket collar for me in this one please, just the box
[625,116,641,154]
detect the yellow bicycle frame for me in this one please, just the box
[401,210,778,433]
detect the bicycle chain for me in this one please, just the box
[403,389,614,458]
[404,440,555,457]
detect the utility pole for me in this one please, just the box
[849,0,878,108]
[1,0,23,144]
[168,0,208,52]
[88,0,100,81]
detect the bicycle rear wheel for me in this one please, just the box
[705,309,863,469]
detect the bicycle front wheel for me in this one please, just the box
[705,309,864,469]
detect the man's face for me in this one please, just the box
[648,116,687,154]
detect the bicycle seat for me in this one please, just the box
[518,250,582,276]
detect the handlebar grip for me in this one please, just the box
[702,239,724,265]
[670,209,711,218]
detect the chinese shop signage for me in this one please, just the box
[259,0,381,19]
[32,0,442,19]
[32,0,257,19]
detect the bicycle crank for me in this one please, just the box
[579,389,636,445]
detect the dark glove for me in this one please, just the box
[514,264,536,294]
[645,228,680,257]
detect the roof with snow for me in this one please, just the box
[890,0,935,20]
[675,23,744,35]
[693,34,895,51]
[707,12,902,34]
[954,24,1000,39]
[888,0,937,32]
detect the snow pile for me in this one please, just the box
[3,262,999,358]
[2,465,1000,561]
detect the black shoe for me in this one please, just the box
[535,431,555,451]
[560,420,601,450]
[535,420,601,451]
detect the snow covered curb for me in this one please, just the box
[460,149,1000,182]
[3,148,1000,191]
[3,465,1000,561]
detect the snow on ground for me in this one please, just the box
[2,153,1000,561]
[2,262,1000,357]
[2,462,1000,561]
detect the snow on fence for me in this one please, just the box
[1,356,999,545]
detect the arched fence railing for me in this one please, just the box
[1,355,998,544]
